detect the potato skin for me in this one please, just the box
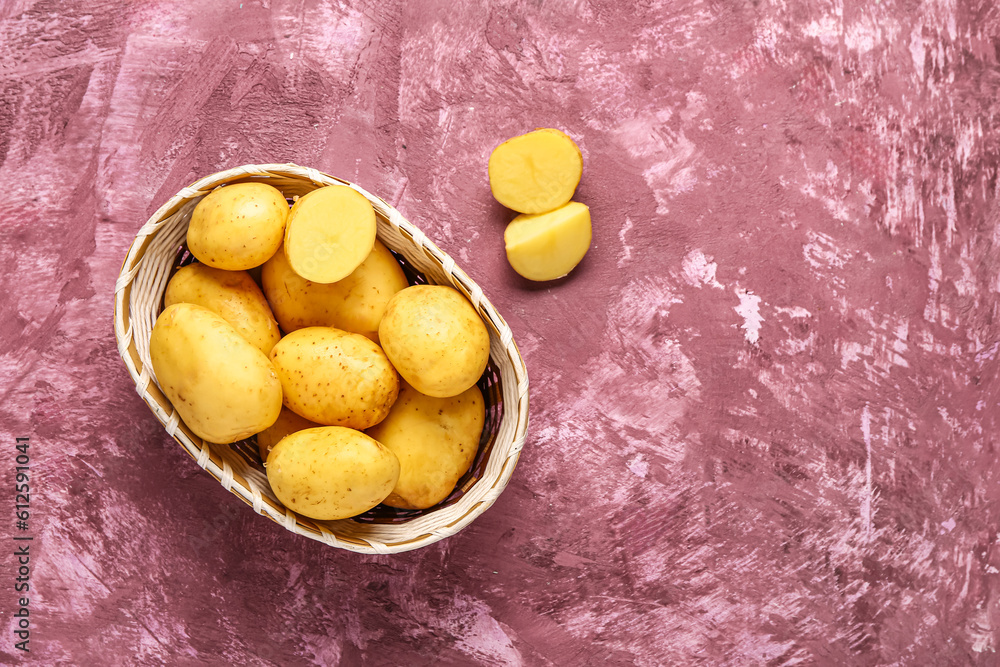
[164,263,281,355]
[149,303,282,444]
[261,240,408,342]
[257,407,321,463]
[266,427,400,521]
[366,381,485,509]
[378,285,490,398]
[269,327,399,429]
[187,182,288,270]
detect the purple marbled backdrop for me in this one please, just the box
[2,0,1000,664]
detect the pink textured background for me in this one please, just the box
[3,0,1000,664]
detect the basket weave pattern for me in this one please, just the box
[113,164,529,554]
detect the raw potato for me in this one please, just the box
[504,201,592,281]
[283,185,376,284]
[187,182,289,270]
[488,128,583,214]
[257,407,321,463]
[261,239,408,342]
[269,327,399,429]
[378,285,490,398]
[366,381,485,510]
[164,263,281,355]
[266,426,400,521]
[149,303,282,444]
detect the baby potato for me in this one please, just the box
[261,239,408,342]
[283,185,376,284]
[164,263,281,355]
[488,128,583,214]
[257,407,321,463]
[269,327,399,429]
[379,285,490,398]
[267,426,400,521]
[187,182,289,270]
[504,201,592,281]
[366,381,485,510]
[149,303,282,444]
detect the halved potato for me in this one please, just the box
[488,128,583,214]
[504,201,591,281]
[283,185,376,284]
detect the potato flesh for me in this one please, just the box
[269,327,399,429]
[187,183,288,270]
[283,185,376,284]
[257,407,321,463]
[261,239,407,342]
[378,285,490,399]
[149,303,282,444]
[504,201,592,281]
[366,382,485,510]
[164,263,281,355]
[488,129,583,214]
[266,426,400,520]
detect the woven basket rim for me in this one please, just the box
[112,162,529,554]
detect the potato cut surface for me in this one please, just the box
[283,185,376,284]
[504,201,591,281]
[488,128,582,214]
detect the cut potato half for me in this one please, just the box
[283,185,376,284]
[504,201,591,281]
[488,128,583,214]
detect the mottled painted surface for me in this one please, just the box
[2,0,1000,664]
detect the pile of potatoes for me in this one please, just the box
[150,182,491,521]
[488,128,592,281]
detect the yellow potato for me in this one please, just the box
[149,303,282,444]
[164,263,281,355]
[283,185,376,284]
[257,407,321,463]
[488,128,583,214]
[261,239,408,342]
[378,285,490,398]
[504,201,592,281]
[366,381,485,509]
[269,327,399,429]
[187,182,289,270]
[267,426,400,521]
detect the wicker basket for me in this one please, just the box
[113,164,529,554]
